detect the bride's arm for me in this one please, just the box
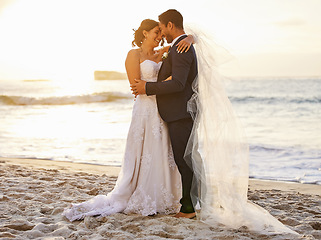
[154,35,194,62]
[176,34,195,53]
[125,49,140,85]
[162,76,172,82]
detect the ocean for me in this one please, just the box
[0,77,320,184]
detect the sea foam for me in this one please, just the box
[0,92,132,106]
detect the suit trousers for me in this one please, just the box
[167,117,195,213]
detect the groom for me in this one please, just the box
[131,9,198,219]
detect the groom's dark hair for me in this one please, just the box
[158,9,183,29]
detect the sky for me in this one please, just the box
[0,0,320,81]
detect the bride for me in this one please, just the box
[63,12,297,236]
[62,19,194,221]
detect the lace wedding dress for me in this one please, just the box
[63,60,181,221]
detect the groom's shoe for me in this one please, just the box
[174,212,196,219]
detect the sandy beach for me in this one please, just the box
[0,157,320,239]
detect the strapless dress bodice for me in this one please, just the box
[140,60,162,82]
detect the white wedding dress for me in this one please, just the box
[63,60,181,221]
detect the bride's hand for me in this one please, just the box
[176,34,195,53]
[156,46,170,62]
[159,46,170,55]
[162,76,172,82]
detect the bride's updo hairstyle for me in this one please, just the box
[132,19,159,47]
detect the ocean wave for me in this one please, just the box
[0,92,132,106]
[250,144,321,155]
[229,96,321,104]
[249,144,321,185]
[22,79,50,82]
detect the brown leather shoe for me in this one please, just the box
[174,212,196,219]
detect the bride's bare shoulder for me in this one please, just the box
[125,49,140,69]
[126,49,140,60]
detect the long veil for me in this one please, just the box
[184,24,298,235]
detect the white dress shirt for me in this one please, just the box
[170,34,187,48]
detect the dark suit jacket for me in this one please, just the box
[146,35,198,122]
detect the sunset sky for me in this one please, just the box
[0,0,320,81]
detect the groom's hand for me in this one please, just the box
[130,79,146,96]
